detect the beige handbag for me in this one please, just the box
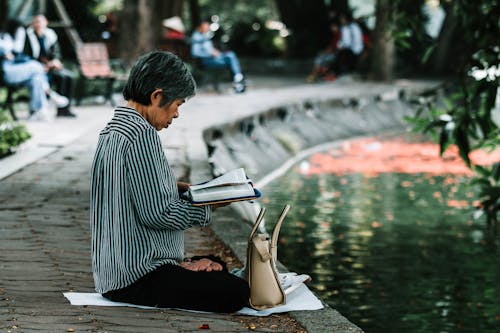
[244,204,291,310]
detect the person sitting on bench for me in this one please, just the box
[1,19,68,121]
[24,14,76,117]
[191,20,246,93]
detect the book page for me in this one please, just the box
[190,168,249,191]
[190,182,256,203]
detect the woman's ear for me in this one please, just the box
[150,89,163,105]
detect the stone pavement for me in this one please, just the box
[0,75,439,332]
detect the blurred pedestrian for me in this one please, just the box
[160,16,190,60]
[191,20,246,93]
[24,14,76,117]
[90,51,250,313]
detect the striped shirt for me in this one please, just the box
[90,106,211,293]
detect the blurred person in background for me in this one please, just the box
[24,14,76,117]
[191,20,246,93]
[306,19,341,82]
[0,19,68,121]
[162,16,186,40]
[331,12,364,76]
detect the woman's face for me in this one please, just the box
[147,90,185,131]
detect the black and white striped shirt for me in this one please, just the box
[90,106,211,293]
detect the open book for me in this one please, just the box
[183,168,261,206]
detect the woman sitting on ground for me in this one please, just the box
[90,51,250,313]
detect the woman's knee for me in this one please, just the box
[223,275,250,309]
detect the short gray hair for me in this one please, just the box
[123,51,196,106]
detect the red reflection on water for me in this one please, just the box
[300,137,500,176]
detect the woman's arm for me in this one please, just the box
[126,129,211,230]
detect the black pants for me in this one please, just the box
[50,68,75,107]
[333,49,358,75]
[103,256,250,313]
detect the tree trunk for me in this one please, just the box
[120,0,183,64]
[328,0,349,16]
[188,0,201,31]
[0,0,7,29]
[370,0,394,81]
[274,0,329,57]
[431,5,457,73]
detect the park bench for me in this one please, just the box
[74,42,126,106]
[0,68,28,121]
[157,38,225,93]
[190,57,225,93]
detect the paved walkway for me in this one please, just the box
[0,75,438,332]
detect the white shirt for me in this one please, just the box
[349,22,364,55]
[337,22,364,55]
[0,33,14,56]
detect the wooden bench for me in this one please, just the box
[74,43,126,106]
[0,73,28,121]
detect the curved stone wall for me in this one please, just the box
[203,93,415,183]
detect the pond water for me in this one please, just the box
[260,139,499,332]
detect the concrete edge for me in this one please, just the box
[0,145,57,180]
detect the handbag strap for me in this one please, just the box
[252,235,272,261]
[248,207,266,242]
[271,204,290,249]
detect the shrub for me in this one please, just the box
[0,113,31,157]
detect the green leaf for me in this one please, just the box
[491,162,500,181]
[474,165,491,178]
[455,129,472,167]
[422,45,436,64]
[423,120,445,133]
[439,130,449,156]
[443,98,454,111]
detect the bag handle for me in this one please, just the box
[248,207,266,242]
[271,204,290,250]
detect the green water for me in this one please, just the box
[262,169,500,332]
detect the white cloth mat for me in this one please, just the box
[63,275,323,317]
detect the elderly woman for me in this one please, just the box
[90,51,249,313]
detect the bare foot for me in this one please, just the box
[179,258,223,272]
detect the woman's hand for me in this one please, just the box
[48,59,63,70]
[177,181,190,193]
[179,258,223,272]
